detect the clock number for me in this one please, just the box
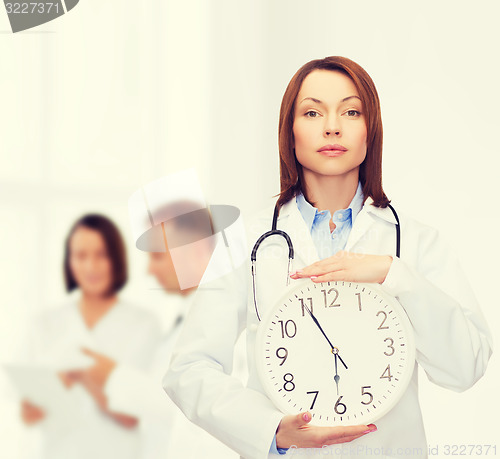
[334,396,347,415]
[380,364,393,382]
[361,386,373,405]
[276,347,288,366]
[283,373,295,392]
[278,320,297,338]
[306,390,319,409]
[299,297,313,316]
[376,311,389,330]
[383,338,395,356]
[321,288,340,308]
[355,292,362,311]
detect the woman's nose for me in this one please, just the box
[84,256,100,272]
[324,116,341,136]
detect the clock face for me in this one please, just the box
[255,279,415,426]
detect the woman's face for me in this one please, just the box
[69,226,113,297]
[292,69,367,183]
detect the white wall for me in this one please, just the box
[0,0,498,457]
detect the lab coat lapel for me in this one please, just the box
[345,197,399,252]
[344,205,376,252]
[277,199,319,268]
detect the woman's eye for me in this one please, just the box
[305,110,320,118]
[345,109,361,117]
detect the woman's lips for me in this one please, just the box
[317,144,347,157]
[317,149,347,157]
[85,276,105,284]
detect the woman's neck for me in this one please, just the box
[79,292,117,329]
[302,168,359,215]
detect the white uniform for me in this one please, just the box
[105,296,243,459]
[25,297,161,459]
[163,197,493,459]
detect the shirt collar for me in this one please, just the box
[295,192,317,232]
[349,181,364,223]
[295,182,364,231]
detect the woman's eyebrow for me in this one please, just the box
[299,95,361,105]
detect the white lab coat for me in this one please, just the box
[163,197,493,459]
[23,296,161,459]
[105,296,243,459]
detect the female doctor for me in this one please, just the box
[21,214,161,459]
[163,56,493,458]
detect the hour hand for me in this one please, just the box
[333,346,348,370]
[333,353,340,395]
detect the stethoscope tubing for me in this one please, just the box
[251,200,400,322]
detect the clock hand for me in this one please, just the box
[302,302,348,370]
[334,352,340,395]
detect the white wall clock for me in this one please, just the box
[255,279,416,426]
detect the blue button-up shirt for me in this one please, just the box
[270,182,365,455]
[295,182,364,259]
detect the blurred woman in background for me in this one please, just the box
[20,214,161,459]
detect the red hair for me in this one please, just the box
[276,56,389,209]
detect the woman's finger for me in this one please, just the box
[310,270,347,283]
[324,432,371,446]
[291,261,342,278]
[317,423,376,446]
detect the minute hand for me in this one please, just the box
[302,303,348,370]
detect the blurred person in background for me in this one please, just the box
[20,214,161,459]
[66,203,245,458]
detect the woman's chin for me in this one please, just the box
[81,284,112,298]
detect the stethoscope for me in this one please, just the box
[250,201,401,322]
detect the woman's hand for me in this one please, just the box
[71,373,138,429]
[78,347,116,390]
[108,412,139,429]
[64,348,115,410]
[64,347,116,407]
[65,348,138,429]
[58,371,79,389]
[276,412,376,449]
[290,251,392,284]
[20,399,46,425]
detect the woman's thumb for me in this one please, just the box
[297,411,312,426]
